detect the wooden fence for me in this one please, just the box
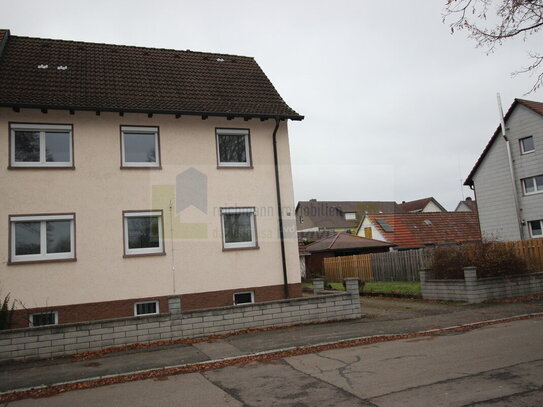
[323,238,543,282]
[324,249,432,282]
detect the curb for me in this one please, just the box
[1,312,542,402]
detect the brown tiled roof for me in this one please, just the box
[366,212,481,249]
[298,240,310,256]
[399,197,446,213]
[465,98,543,185]
[306,232,394,253]
[296,200,404,230]
[298,231,337,244]
[0,30,303,120]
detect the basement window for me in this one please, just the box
[10,123,73,168]
[234,291,254,305]
[134,301,159,316]
[529,220,543,238]
[30,311,58,327]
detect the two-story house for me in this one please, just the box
[0,30,304,328]
[465,99,543,241]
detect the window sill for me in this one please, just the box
[8,257,77,266]
[222,245,260,252]
[8,166,75,170]
[521,151,535,155]
[217,165,254,169]
[120,166,162,170]
[524,190,543,196]
[123,251,166,258]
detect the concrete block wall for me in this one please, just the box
[420,268,543,303]
[0,279,361,362]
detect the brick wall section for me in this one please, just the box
[0,279,361,362]
[420,268,543,303]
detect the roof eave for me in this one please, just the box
[0,103,305,121]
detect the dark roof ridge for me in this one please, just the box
[9,33,255,60]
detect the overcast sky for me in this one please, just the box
[2,0,541,210]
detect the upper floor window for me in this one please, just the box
[221,207,257,249]
[522,175,543,195]
[121,126,160,168]
[216,129,251,167]
[520,136,535,154]
[10,123,73,168]
[10,214,75,263]
[123,210,164,256]
[529,220,543,237]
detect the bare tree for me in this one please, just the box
[444,0,543,93]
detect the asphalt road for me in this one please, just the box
[7,318,543,407]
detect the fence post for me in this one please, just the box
[343,278,362,318]
[313,278,325,295]
[463,267,481,303]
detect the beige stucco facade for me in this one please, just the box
[0,108,301,310]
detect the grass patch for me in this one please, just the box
[303,281,421,296]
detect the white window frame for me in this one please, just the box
[121,126,160,167]
[522,175,543,195]
[344,212,357,220]
[221,208,257,249]
[520,136,535,155]
[123,211,164,255]
[10,214,75,263]
[529,220,543,238]
[10,123,73,167]
[233,291,255,305]
[134,300,160,316]
[216,129,251,167]
[29,311,58,327]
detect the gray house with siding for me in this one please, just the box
[465,99,543,241]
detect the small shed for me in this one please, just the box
[305,232,394,277]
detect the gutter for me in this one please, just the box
[272,118,290,299]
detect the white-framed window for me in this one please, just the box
[121,126,160,167]
[234,291,254,305]
[10,123,73,167]
[529,220,543,238]
[522,175,543,195]
[221,208,257,249]
[123,211,164,256]
[10,214,75,263]
[29,311,58,327]
[344,212,357,220]
[520,136,535,154]
[134,301,159,316]
[216,128,251,167]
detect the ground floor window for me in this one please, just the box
[10,214,75,263]
[30,311,58,327]
[234,291,254,305]
[134,301,159,316]
[221,207,257,249]
[123,211,164,256]
[529,220,543,237]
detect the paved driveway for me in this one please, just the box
[9,318,543,407]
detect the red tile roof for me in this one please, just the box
[399,197,445,213]
[465,98,543,186]
[306,232,394,253]
[0,30,302,120]
[366,212,481,249]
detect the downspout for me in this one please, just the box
[497,93,524,240]
[272,117,290,299]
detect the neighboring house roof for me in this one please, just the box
[0,29,303,120]
[298,240,310,256]
[364,212,481,249]
[399,197,446,213]
[298,231,337,244]
[465,98,543,186]
[305,232,394,253]
[296,200,404,230]
[455,198,478,213]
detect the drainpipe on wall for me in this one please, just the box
[497,93,525,240]
[272,117,290,299]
